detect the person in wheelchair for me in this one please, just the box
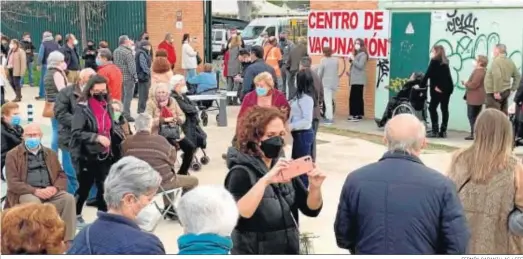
[171,75,210,170]
[376,72,427,128]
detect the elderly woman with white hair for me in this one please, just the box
[44,50,68,153]
[177,185,238,254]
[146,82,195,175]
[68,156,166,255]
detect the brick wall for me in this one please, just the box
[146,0,204,74]
[310,0,379,119]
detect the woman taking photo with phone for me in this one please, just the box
[225,106,325,254]
[289,69,315,188]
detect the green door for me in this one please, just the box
[389,12,432,97]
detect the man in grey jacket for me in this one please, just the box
[113,35,138,122]
[278,31,294,97]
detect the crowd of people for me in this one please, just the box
[0,27,522,256]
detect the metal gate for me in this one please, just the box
[0,1,146,49]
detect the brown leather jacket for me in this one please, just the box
[4,144,66,209]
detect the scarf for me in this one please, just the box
[177,233,232,255]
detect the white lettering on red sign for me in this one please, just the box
[308,10,390,59]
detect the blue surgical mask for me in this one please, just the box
[24,137,41,150]
[10,115,21,126]
[95,58,102,66]
[255,87,268,96]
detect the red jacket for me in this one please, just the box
[223,50,229,77]
[236,89,290,134]
[158,40,177,65]
[97,63,123,101]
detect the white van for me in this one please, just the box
[242,16,308,46]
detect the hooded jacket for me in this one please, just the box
[224,147,322,254]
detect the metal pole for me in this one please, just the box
[204,0,213,63]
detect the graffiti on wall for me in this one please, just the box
[446,10,480,36]
[376,59,389,88]
[433,10,522,91]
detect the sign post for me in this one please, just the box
[307,10,390,59]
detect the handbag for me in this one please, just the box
[196,53,202,65]
[42,101,54,118]
[159,123,181,141]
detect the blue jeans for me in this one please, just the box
[291,129,315,188]
[21,61,33,86]
[38,65,47,98]
[87,185,97,201]
[50,118,59,152]
[185,69,197,80]
[61,150,77,194]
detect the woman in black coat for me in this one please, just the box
[422,45,454,138]
[82,40,98,71]
[1,102,23,177]
[70,75,123,227]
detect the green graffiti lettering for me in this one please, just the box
[433,32,522,91]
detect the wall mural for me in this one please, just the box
[430,9,523,131]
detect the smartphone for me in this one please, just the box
[280,156,314,181]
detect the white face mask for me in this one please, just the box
[180,85,188,94]
[430,52,435,59]
[73,39,78,45]
[8,44,15,49]
[472,60,477,68]
[354,44,361,51]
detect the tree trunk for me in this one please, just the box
[237,0,252,21]
[78,2,87,49]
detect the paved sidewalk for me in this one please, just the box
[327,116,523,154]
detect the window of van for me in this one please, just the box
[265,26,276,37]
[215,31,224,41]
[242,25,265,39]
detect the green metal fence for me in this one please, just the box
[1,1,146,50]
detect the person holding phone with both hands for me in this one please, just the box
[225,106,325,255]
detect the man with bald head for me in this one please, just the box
[54,68,96,195]
[334,114,469,254]
[4,123,76,242]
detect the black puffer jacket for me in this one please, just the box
[54,84,82,151]
[70,102,124,162]
[171,92,206,148]
[1,120,23,172]
[224,147,322,254]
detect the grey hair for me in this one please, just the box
[164,33,172,41]
[47,51,65,68]
[104,156,162,209]
[496,43,507,54]
[42,31,52,38]
[170,74,185,89]
[384,115,426,152]
[134,113,153,132]
[119,35,129,45]
[154,83,170,95]
[177,185,239,236]
[98,48,112,61]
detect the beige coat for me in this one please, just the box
[448,153,523,254]
[7,49,27,77]
[145,97,186,138]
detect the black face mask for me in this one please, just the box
[57,40,63,45]
[92,93,107,102]
[279,37,286,41]
[260,136,284,159]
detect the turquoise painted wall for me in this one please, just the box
[430,9,523,131]
[374,7,523,131]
